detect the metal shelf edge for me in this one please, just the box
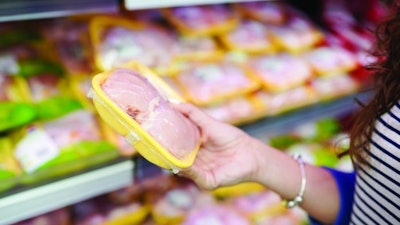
[0,160,134,225]
[240,90,374,140]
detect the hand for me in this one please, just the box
[173,103,262,190]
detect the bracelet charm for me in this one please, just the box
[283,154,306,208]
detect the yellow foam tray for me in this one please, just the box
[90,61,200,171]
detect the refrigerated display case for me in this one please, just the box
[0,0,380,224]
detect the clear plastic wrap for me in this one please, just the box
[40,17,95,76]
[218,19,276,54]
[14,109,118,185]
[162,4,239,37]
[265,16,324,54]
[229,190,285,221]
[201,94,262,125]
[89,15,179,74]
[181,204,251,225]
[302,46,359,76]
[173,60,260,106]
[233,1,288,25]
[90,62,201,171]
[246,53,313,93]
[310,73,360,101]
[252,86,317,116]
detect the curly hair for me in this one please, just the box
[349,3,400,168]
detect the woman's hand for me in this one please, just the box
[173,103,262,190]
[173,103,340,224]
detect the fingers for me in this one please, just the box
[173,102,216,129]
[177,167,217,191]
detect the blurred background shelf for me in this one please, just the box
[240,90,374,139]
[0,159,134,225]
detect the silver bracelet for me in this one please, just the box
[284,154,307,208]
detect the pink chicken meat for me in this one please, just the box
[101,68,200,160]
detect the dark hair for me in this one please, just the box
[349,3,400,167]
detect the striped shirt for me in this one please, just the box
[350,101,400,224]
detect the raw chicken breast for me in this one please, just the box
[101,68,200,160]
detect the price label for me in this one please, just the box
[0,54,19,76]
[15,127,60,173]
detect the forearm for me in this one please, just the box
[250,138,340,224]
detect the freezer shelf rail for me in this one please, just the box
[0,159,134,225]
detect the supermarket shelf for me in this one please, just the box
[0,159,134,225]
[125,0,275,10]
[240,90,374,140]
[0,0,118,22]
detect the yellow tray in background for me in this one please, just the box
[90,61,200,172]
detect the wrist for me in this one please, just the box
[249,139,274,185]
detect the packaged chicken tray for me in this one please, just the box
[90,62,201,171]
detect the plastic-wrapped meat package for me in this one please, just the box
[42,109,102,149]
[40,18,94,75]
[201,95,258,124]
[174,61,259,106]
[98,25,179,71]
[151,183,215,224]
[302,46,359,76]
[164,4,237,36]
[176,36,221,60]
[310,74,360,100]
[220,19,275,53]
[173,5,231,29]
[101,68,200,160]
[27,74,62,102]
[253,87,316,115]
[181,204,251,225]
[246,53,313,93]
[265,16,323,53]
[229,190,283,220]
[235,1,287,24]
